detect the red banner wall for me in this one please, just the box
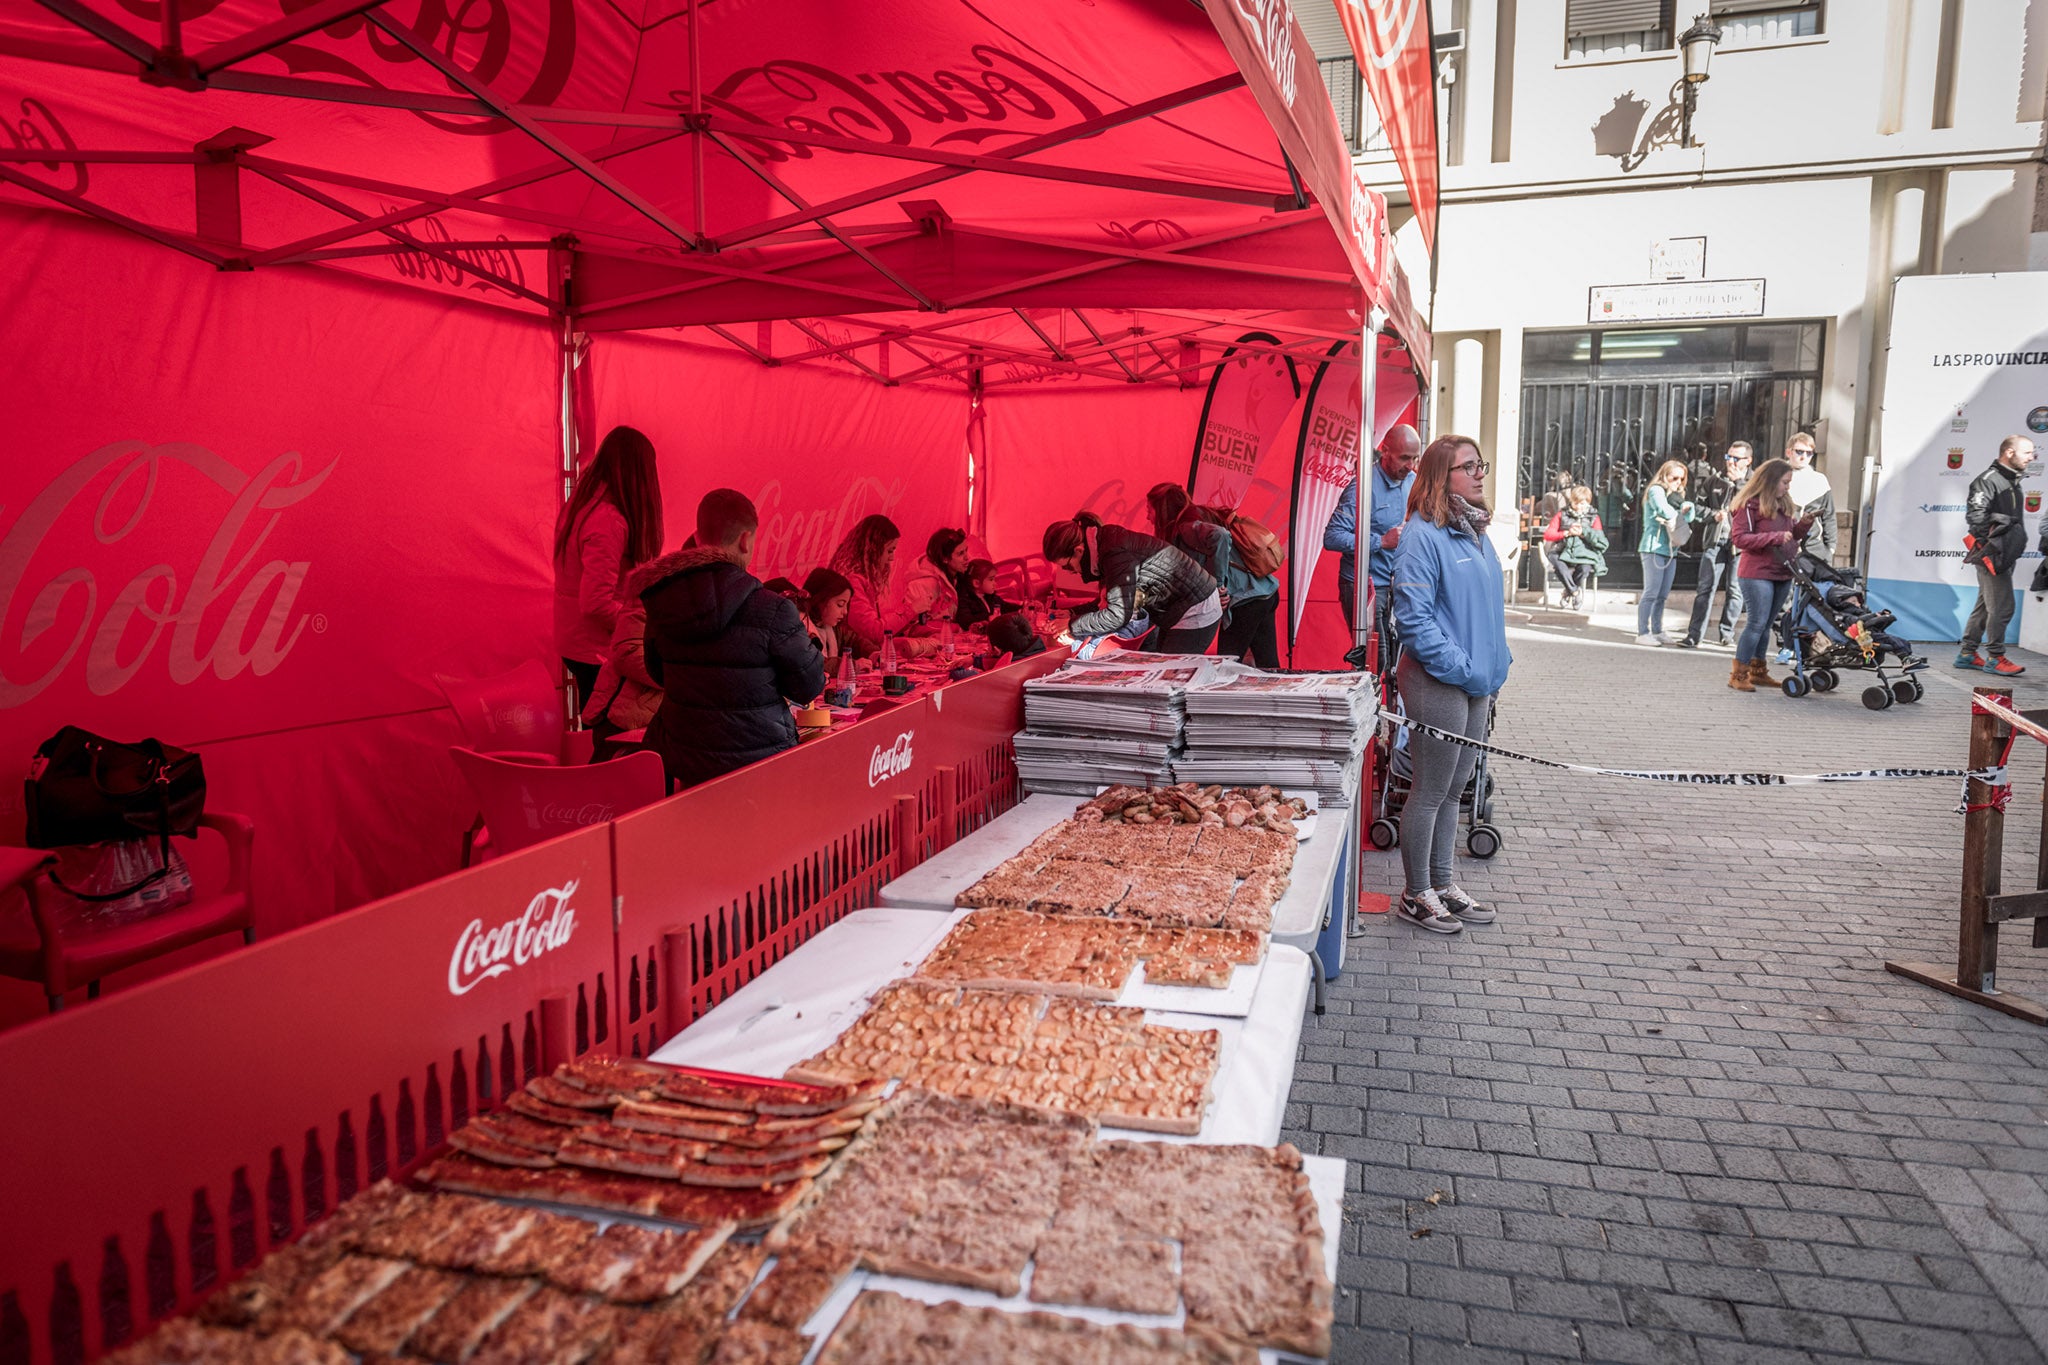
[589,333,968,583]
[0,207,559,1020]
[1189,336,1302,510]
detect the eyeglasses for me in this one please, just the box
[1451,460,1489,477]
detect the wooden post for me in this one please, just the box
[1887,686,2048,1024]
[1957,686,2008,991]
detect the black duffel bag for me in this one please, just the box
[26,727,206,900]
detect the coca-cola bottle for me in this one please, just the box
[831,652,856,706]
[880,633,898,675]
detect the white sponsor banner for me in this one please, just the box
[1587,278,1764,324]
[1872,273,2048,643]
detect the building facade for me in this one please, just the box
[1317,0,2048,585]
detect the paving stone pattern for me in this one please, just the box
[1287,604,2048,1364]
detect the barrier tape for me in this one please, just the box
[1376,708,2007,813]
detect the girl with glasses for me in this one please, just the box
[1388,436,1512,936]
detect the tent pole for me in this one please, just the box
[1353,309,1381,937]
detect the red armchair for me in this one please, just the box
[0,812,256,1012]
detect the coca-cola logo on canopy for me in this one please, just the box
[3,92,85,196]
[448,879,579,995]
[1231,0,1301,107]
[657,44,1103,162]
[0,443,333,709]
[868,730,915,787]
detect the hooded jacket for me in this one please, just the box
[1066,524,1219,638]
[894,554,961,625]
[580,588,658,733]
[553,500,630,665]
[637,546,826,789]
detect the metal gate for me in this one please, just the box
[1517,327,1825,589]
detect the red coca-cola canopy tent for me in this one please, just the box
[0,0,1429,1017]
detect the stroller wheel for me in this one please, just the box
[1810,668,1838,693]
[1467,824,1502,860]
[1893,679,1923,705]
[1862,684,1894,711]
[1782,675,1810,698]
[1368,818,1400,850]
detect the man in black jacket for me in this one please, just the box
[1678,442,1751,648]
[638,489,826,788]
[1958,434,2037,675]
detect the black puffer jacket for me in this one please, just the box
[1067,524,1218,637]
[636,547,825,790]
[1966,462,2027,576]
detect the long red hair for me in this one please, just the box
[555,425,664,566]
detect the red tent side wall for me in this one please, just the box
[586,334,969,584]
[0,206,559,1023]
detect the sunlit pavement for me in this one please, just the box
[1289,595,2048,1364]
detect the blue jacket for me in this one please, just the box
[1391,516,1512,697]
[1323,465,1416,595]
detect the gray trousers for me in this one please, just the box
[1963,564,2017,657]
[1396,654,1493,894]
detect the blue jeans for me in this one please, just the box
[1736,577,1791,663]
[1638,553,1678,635]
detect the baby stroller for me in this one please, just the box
[1774,551,1928,710]
[1363,610,1504,859]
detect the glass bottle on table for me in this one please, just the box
[880,632,898,675]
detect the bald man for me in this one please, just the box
[1324,423,1422,634]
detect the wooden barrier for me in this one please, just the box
[1886,686,2048,1024]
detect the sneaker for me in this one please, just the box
[1991,656,2027,676]
[1436,885,1496,924]
[1956,651,1985,670]
[1674,637,1699,649]
[1635,633,1662,646]
[1397,889,1464,935]
[1776,648,1793,664]
[1715,636,1736,649]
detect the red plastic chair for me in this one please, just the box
[435,660,569,764]
[449,747,666,863]
[0,813,256,1012]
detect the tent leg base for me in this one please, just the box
[1885,961,2048,1024]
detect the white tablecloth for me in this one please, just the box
[648,907,1312,1146]
[877,794,1339,955]
[876,794,1084,910]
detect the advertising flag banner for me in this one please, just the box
[1335,0,1441,259]
[1189,334,1302,510]
[1872,273,2048,643]
[1289,342,1363,647]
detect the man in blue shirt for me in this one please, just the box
[1324,423,1421,636]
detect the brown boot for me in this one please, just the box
[1749,658,1782,687]
[1728,659,1754,691]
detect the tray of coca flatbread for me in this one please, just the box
[415,1057,885,1231]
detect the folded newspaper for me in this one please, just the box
[1174,664,1374,805]
[1016,658,1220,792]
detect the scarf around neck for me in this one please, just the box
[1450,495,1491,540]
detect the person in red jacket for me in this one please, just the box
[1726,458,1813,692]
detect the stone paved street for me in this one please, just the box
[1288,597,2048,1364]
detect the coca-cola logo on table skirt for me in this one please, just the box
[448,879,579,995]
[0,443,332,708]
[868,730,915,787]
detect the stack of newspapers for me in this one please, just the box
[1174,666,1375,805]
[1015,658,1216,794]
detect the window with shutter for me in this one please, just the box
[1711,0,1823,45]
[1565,0,1669,40]
[1712,0,1820,14]
[1563,0,1672,61]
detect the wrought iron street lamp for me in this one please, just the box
[1678,14,1723,148]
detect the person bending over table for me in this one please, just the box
[1041,511,1222,654]
[640,489,825,790]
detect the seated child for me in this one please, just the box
[954,559,1017,629]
